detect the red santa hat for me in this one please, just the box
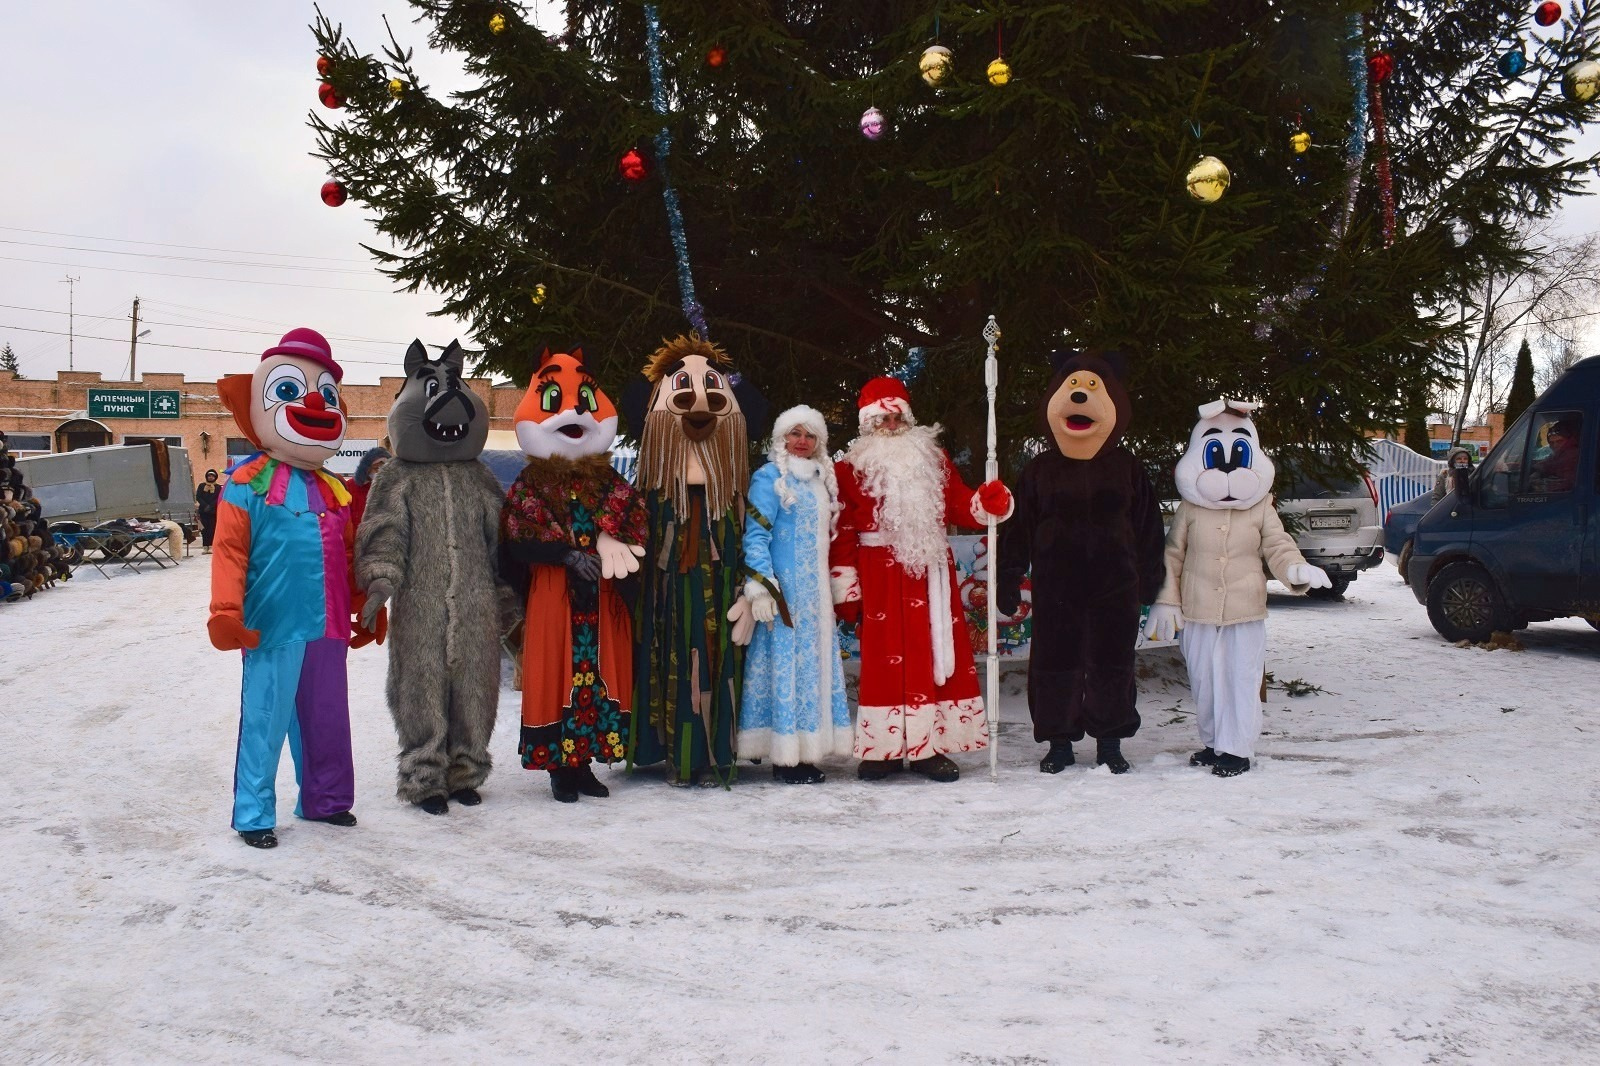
[857,376,915,430]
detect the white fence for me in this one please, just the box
[1366,438,1442,520]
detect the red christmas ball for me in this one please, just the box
[317,55,332,77]
[1367,52,1395,83]
[318,81,344,109]
[707,46,727,68]
[618,148,649,183]
[1535,2,1563,27]
[320,180,348,207]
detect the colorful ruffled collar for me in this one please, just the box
[228,453,351,510]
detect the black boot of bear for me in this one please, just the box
[1039,741,1075,774]
[1096,737,1131,774]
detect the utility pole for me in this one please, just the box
[128,295,141,380]
[60,275,81,371]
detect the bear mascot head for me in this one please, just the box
[1043,350,1132,461]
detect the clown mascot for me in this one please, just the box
[499,347,648,804]
[1144,399,1331,777]
[622,334,765,787]
[210,328,381,848]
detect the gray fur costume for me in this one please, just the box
[355,341,513,808]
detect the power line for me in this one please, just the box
[0,302,417,347]
[0,322,399,367]
[0,224,373,263]
[0,238,383,275]
[0,254,396,293]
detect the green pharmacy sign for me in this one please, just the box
[86,388,182,420]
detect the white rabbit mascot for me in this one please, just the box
[1143,399,1330,777]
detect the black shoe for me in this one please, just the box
[1039,741,1075,774]
[774,762,826,784]
[857,758,904,781]
[239,829,277,849]
[550,768,580,803]
[1212,753,1251,777]
[1096,738,1131,774]
[449,788,482,806]
[572,763,610,798]
[1190,746,1218,767]
[419,795,450,815]
[909,754,960,783]
[309,810,357,826]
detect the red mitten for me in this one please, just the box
[208,614,261,652]
[350,606,387,649]
[976,479,1013,519]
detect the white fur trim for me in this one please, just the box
[858,397,914,431]
[830,566,860,604]
[928,558,955,686]
[969,486,1015,524]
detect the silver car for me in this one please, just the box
[1274,469,1386,599]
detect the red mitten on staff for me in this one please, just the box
[208,613,261,652]
[976,479,1013,520]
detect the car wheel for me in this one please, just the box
[1396,539,1413,584]
[1426,562,1507,643]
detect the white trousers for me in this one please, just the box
[1178,620,1267,760]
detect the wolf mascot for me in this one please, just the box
[1144,399,1331,777]
[355,340,511,815]
[499,347,648,804]
[210,327,380,848]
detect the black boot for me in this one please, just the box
[857,758,904,781]
[550,768,580,803]
[419,795,449,816]
[1189,747,1218,767]
[908,754,960,782]
[449,787,482,806]
[239,829,277,849]
[1039,741,1075,774]
[1212,753,1251,777]
[1096,738,1131,774]
[774,762,826,784]
[572,762,610,798]
[309,810,357,827]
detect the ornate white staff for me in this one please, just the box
[982,315,1001,782]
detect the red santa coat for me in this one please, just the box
[831,451,991,760]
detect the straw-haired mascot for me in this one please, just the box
[355,340,510,815]
[998,350,1166,775]
[621,334,766,787]
[1144,399,1330,777]
[210,327,381,848]
[499,347,648,804]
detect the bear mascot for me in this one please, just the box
[355,339,511,816]
[998,350,1166,774]
[1143,399,1331,777]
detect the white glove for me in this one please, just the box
[596,531,645,580]
[1288,563,1333,590]
[744,579,778,624]
[726,596,757,646]
[1144,603,1183,643]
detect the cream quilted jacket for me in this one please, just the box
[1155,497,1311,625]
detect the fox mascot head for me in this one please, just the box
[514,347,619,461]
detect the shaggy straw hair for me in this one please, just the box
[639,409,749,521]
[642,333,731,382]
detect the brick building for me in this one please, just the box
[0,368,523,486]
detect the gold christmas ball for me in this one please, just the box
[1290,131,1311,154]
[1185,155,1231,203]
[387,78,405,100]
[1564,60,1600,103]
[920,45,952,87]
[489,12,507,35]
[986,57,1012,86]
[531,283,547,306]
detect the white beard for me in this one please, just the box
[845,424,949,578]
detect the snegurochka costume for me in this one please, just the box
[209,328,383,849]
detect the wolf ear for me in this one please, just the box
[404,339,430,377]
[440,340,466,375]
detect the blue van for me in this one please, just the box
[1407,355,1600,641]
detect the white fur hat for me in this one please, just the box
[768,404,829,453]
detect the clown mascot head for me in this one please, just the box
[209,328,374,849]
[1146,399,1331,777]
[498,346,649,804]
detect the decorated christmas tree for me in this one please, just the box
[309,0,1600,479]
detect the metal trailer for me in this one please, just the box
[17,443,197,556]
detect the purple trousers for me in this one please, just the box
[232,638,355,832]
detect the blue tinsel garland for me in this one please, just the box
[643,4,709,339]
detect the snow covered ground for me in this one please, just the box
[3,555,1599,1064]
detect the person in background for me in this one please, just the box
[1532,418,1581,492]
[1431,446,1473,502]
[195,469,222,553]
[346,444,391,533]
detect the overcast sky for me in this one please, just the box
[2,3,1598,388]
